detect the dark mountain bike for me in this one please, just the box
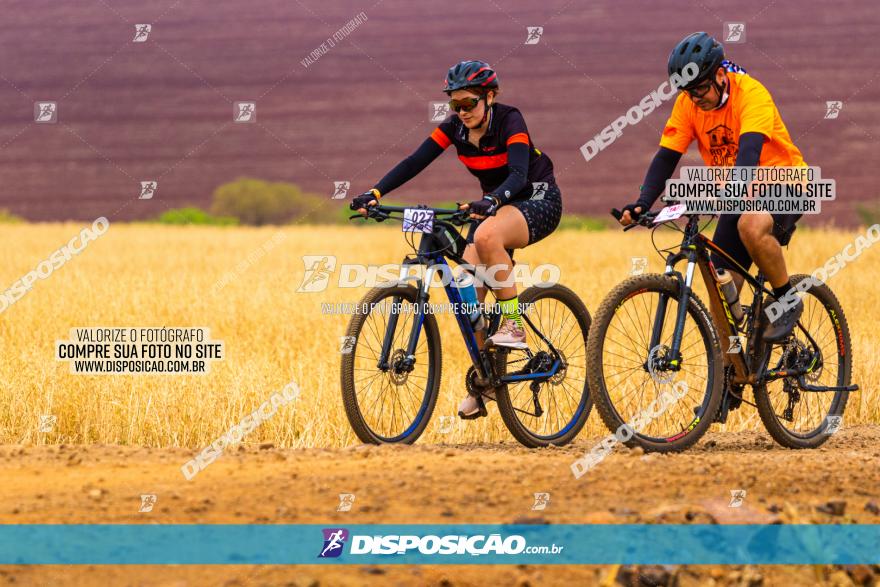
[586,206,858,452]
[340,203,592,447]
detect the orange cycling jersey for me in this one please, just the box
[660,71,806,167]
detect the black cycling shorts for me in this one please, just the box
[465,183,563,250]
[509,183,563,245]
[711,212,801,274]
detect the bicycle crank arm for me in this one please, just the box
[796,376,859,393]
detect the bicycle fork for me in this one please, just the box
[646,253,697,372]
[376,258,487,378]
[376,260,431,372]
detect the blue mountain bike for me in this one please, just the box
[340,204,592,447]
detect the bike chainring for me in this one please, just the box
[466,349,505,398]
[724,364,746,410]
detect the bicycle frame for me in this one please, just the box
[653,214,856,392]
[370,207,562,387]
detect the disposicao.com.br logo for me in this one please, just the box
[317,528,563,558]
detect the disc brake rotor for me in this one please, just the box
[548,350,568,385]
[388,349,410,385]
[646,344,675,384]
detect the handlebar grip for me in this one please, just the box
[610,208,623,221]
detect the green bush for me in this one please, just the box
[856,201,880,226]
[211,178,330,226]
[0,208,24,223]
[156,207,238,226]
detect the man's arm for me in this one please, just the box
[621,94,692,224]
[734,132,765,167]
[634,146,683,211]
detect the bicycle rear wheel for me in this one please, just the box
[341,284,442,444]
[494,283,592,447]
[586,274,723,452]
[754,274,852,448]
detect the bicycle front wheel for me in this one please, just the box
[341,284,441,444]
[586,274,723,452]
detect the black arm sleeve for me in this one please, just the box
[734,132,765,168]
[636,147,682,209]
[487,142,529,204]
[373,137,445,196]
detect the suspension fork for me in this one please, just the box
[648,251,694,367]
[378,260,429,369]
[667,251,698,365]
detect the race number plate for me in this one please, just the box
[402,208,434,233]
[653,204,687,224]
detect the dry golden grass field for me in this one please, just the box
[0,221,877,448]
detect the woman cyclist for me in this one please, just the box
[350,60,563,419]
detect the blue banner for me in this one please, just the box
[1,524,877,565]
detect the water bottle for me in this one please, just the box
[715,268,744,324]
[454,270,486,331]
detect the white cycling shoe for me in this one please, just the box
[486,318,528,349]
[457,389,494,420]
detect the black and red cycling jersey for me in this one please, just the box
[373,103,556,204]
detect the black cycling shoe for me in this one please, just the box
[763,295,804,343]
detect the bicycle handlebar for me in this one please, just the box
[610,208,659,231]
[349,204,474,226]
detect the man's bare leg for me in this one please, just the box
[737,213,802,342]
[737,213,789,289]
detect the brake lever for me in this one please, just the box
[348,205,386,221]
[450,211,473,226]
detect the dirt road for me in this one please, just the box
[2,426,879,586]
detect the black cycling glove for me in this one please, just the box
[350,189,380,211]
[620,202,644,220]
[465,195,499,217]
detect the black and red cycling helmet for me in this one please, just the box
[444,60,498,94]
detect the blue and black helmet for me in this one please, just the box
[668,32,725,89]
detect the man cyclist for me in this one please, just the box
[619,31,806,342]
[350,60,563,418]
